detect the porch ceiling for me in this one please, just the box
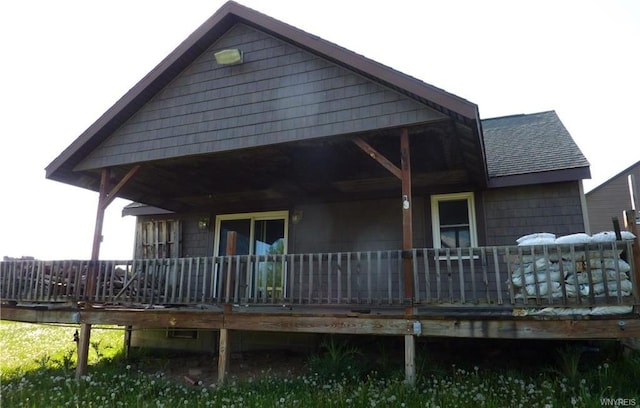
[93,122,484,213]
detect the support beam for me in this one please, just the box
[404,334,416,385]
[78,169,110,379]
[124,326,133,359]
[77,166,140,379]
[218,328,231,384]
[624,209,640,301]
[102,166,141,209]
[76,324,91,378]
[400,128,414,301]
[352,137,402,180]
[353,130,415,302]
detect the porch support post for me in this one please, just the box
[77,168,110,379]
[400,128,414,302]
[404,334,416,385]
[218,231,237,384]
[77,166,140,380]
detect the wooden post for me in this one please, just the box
[352,130,414,303]
[624,210,640,298]
[124,325,133,359]
[400,128,414,302]
[225,231,237,302]
[218,231,237,384]
[404,334,416,385]
[76,169,109,380]
[218,328,231,384]
[76,166,140,380]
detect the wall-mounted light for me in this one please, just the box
[214,49,243,65]
[291,210,304,224]
[198,217,210,231]
[402,195,410,210]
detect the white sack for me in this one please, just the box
[516,232,556,245]
[555,233,591,244]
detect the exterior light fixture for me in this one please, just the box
[198,217,210,231]
[214,49,243,65]
[291,210,304,224]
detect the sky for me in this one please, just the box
[1,0,638,260]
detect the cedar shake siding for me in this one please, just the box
[483,181,586,246]
[135,197,427,259]
[75,23,446,171]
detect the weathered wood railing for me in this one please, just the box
[1,242,637,308]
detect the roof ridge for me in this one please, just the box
[482,110,556,122]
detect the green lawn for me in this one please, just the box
[1,320,639,407]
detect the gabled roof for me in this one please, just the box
[482,111,590,188]
[45,0,483,186]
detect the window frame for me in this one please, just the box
[430,192,478,249]
[213,211,289,300]
[213,210,289,257]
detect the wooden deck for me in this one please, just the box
[3,241,639,384]
[2,241,639,341]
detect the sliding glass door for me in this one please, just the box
[214,211,288,300]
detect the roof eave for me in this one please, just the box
[487,166,591,189]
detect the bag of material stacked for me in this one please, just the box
[512,231,635,299]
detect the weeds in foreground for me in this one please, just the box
[308,335,364,380]
[1,321,639,407]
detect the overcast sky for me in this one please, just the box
[1,0,638,260]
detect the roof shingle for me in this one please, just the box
[482,110,589,179]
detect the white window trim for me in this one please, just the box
[430,192,478,249]
[212,210,290,299]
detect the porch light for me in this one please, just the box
[198,217,210,231]
[214,48,243,65]
[402,195,410,210]
[291,210,303,224]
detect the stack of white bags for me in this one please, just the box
[511,231,636,299]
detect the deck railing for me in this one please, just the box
[1,242,637,308]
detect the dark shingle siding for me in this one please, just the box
[483,181,586,245]
[482,111,589,178]
[76,24,446,171]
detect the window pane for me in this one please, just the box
[440,227,471,248]
[218,219,251,255]
[254,219,285,256]
[439,199,469,226]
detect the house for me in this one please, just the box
[2,1,638,383]
[586,161,640,233]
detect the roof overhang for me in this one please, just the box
[45,1,486,195]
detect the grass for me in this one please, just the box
[1,321,639,407]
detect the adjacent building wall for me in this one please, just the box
[586,162,640,233]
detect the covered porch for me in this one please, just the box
[3,239,640,384]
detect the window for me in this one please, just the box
[431,193,477,249]
[214,211,288,298]
[136,219,181,258]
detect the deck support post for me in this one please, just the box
[218,231,237,384]
[124,325,133,359]
[404,334,416,385]
[218,328,231,384]
[75,324,91,379]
